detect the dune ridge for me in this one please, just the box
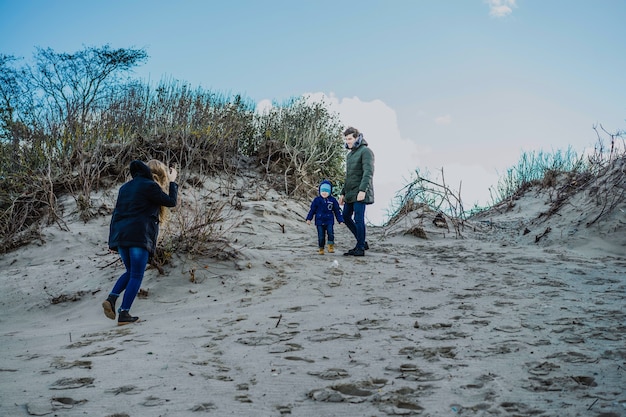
[1,162,624,416]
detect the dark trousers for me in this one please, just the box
[316,224,335,248]
[343,202,366,250]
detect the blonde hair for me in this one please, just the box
[147,159,170,224]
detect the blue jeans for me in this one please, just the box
[342,202,366,250]
[316,224,335,248]
[110,246,149,311]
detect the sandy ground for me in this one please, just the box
[1,171,625,417]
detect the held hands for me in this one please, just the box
[339,193,365,203]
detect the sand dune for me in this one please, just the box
[1,166,624,416]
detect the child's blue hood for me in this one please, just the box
[319,179,333,194]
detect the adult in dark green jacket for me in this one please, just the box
[339,127,374,256]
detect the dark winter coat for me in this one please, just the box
[341,136,375,204]
[306,180,344,225]
[108,160,178,254]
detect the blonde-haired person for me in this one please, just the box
[147,159,172,226]
[102,160,178,325]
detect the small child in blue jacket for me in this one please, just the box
[306,180,344,254]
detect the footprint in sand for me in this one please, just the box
[355,318,391,330]
[545,350,597,363]
[308,381,426,415]
[275,404,292,415]
[307,331,361,343]
[385,363,445,382]
[362,296,392,306]
[423,330,470,341]
[525,361,561,376]
[26,397,89,416]
[398,345,457,361]
[284,355,315,363]
[82,346,121,357]
[105,385,143,395]
[49,377,94,390]
[235,394,253,403]
[462,372,498,389]
[307,368,350,380]
[142,395,168,406]
[50,357,92,369]
[190,402,216,411]
[65,327,132,349]
[498,402,547,415]
[268,342,303,353]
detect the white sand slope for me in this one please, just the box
[1,164,624,417]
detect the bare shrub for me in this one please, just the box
[254,96,344,199]
[580,126,626,226]
[0,158,67,253]
[156,186,241,268]
[1,45,347,256]
[388,167,466,238]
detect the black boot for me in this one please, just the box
[343,248,365,256]
[118,310,139,326]
[102,295,118,320]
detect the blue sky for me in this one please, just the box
[2,0,625,224]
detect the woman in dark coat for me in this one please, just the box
[102,160,178,325]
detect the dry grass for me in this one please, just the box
[388,126,625,238]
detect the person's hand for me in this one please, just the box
[357,191,366,201]
[306,220,311,225]
[338,195,344,205]
[169,166,178,182]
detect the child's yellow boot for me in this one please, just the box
[318,247,325,255]
[328,244,335,253]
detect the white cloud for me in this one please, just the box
[256,99,272,114]
[429,163,500,209]
[257,93,505,225]
[435,114,452,125]
[303,93,424,225]
[486,0,516,18]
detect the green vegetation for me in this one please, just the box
[0,45,345,254]
[389,124,625,234]
[488,146,584,204]
[2,44,623,255]
[488,124,625,207]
